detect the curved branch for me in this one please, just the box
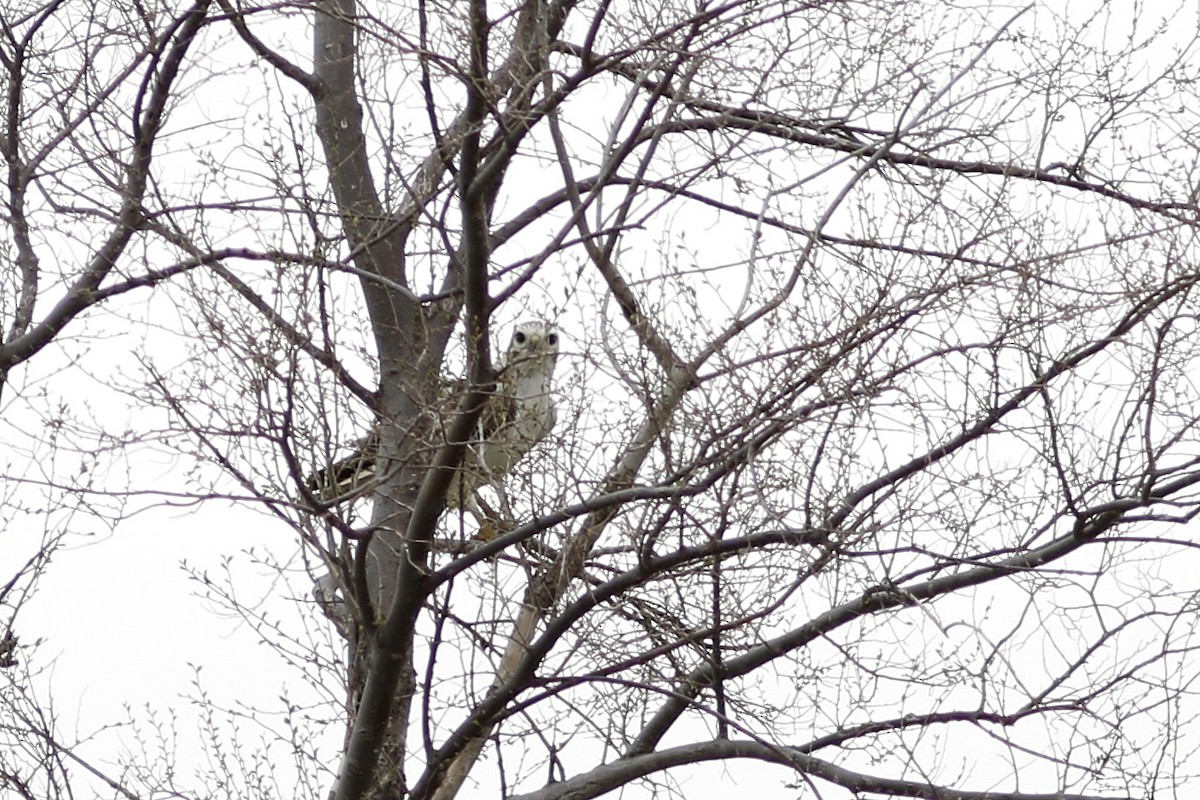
[625,466,1200,757]
[0,1,211,382]
[215,0,316,91]
[508,738,1124,800]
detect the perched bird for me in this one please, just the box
[305,321,560,532]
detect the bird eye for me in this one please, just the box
[547,333,558,346]
[514,331,527,344]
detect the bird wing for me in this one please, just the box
[432,376,513,442]
[303,335,552,506]
[478,385,516,440]
[305,429,378,502]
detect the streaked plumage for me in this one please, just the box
[305,322,559,518]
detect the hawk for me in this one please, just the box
[305,321,560,530]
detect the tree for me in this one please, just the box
[3,0,1200,798]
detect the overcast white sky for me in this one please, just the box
[4,1,1200,798]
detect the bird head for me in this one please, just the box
[502,322,559,374]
